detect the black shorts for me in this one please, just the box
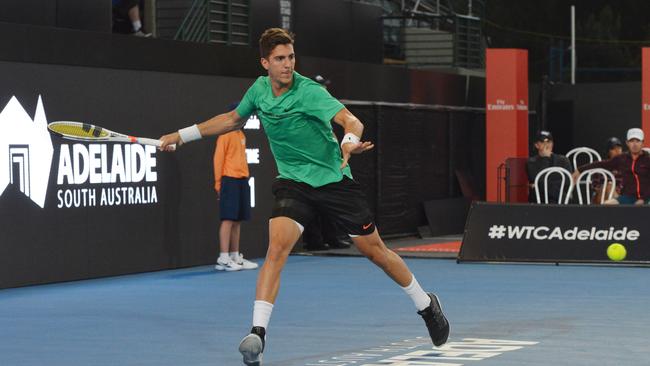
[271,177,375,236]
[220,176,251,221]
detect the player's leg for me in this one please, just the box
[230,221,241,253]
[232,178,258,269]
[216,177,242,271]
[125,0,149,35]
[230,221,258,269]
[230,221,241,261]
[220,220,234,252]
[239,217,302,365]
[351,228,412,286]
[239,179,314,366]
[215,220,242,271]
[318,177,449,346]
[352,228,449,346]
[240,179,314,365]
[254,179,313,303]
[257,217,302,302]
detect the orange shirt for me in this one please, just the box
[213,130,250,192]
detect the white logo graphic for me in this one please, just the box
[243,114,260,208]
[487,98,529,111]
[245,148,260,164]
[0,96,53,208]
[244,114,260,130]
[488,225,640,241]
[488,224,507,239]
[305,337,537,365]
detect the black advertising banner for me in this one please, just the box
[459,202,650,264]
[0,61,278,288]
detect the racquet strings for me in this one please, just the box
[48,122,109,139]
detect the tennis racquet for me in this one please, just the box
[47,121,175,150]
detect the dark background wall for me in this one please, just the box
[341,104,485,234]
[0,20,484,107]
[292,0,383,64]
[250,0,283,45]
[0,59,484,288]
[0,14,486,288]
[530,82,641,156]
[0,60,275,289]
[0,0,111,32]
[0,0,56,27]
[250,0,383,64]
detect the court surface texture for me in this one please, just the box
[0,256,647,365]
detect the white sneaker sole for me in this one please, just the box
[239,334,263,365]
[214,264,241,271]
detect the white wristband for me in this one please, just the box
[340,133,360,148]
[178,124,202,143]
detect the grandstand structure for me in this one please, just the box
[161,0,485,70]
[376,0,485,69]
[157,0,251,45]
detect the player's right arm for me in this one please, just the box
[159,110,246,150]
[160,77,262,150]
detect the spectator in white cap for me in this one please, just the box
[574,127,650,205]
[589,136,625,204]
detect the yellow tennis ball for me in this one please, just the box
[607,243,627,261]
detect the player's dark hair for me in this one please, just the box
[259,28,294,59]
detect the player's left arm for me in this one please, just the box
[332,108,374,169]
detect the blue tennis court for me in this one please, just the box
[1,256,647,365]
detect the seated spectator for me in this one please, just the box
[112,0,151,37]
[591,137,623,204]
[573,128,650,205]
[604,137,624,159]
[526,130,572,203]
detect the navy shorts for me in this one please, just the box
[219,176,251,221]
[271,177,375,236]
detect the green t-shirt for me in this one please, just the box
[236,71,351,187]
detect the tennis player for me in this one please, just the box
[160,28,449,365]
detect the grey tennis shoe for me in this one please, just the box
[239,326,265,365]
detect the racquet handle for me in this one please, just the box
[136,137,176,151]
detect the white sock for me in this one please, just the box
[253,300,273,329]
[401,275,431,311]
[132,20,142,32]
[218,252,230,262]
[229,252,239,260]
